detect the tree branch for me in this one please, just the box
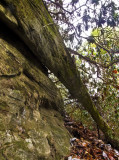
[67,48,119,68]
[47,0,72,14]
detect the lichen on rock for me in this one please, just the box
[0,22,70,160]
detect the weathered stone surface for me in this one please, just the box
[0,0,119,150]
[0,23,70,160]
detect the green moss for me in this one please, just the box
[14,140,29,150]
[0,101,9,112]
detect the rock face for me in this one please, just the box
[0,23,70,159]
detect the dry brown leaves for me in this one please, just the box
[64,116,119,160]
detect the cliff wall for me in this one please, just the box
[0,22,70,160]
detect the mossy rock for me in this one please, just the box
[0,21,70,160]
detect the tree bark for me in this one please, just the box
[0,0,119,149]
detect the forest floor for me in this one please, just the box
[64,116,119,160]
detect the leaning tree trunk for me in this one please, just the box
[0,0,119,149]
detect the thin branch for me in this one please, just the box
[49,11,65,16]
[68,47,102,66]
[43,23,54,28]
[47,0,72,14]
[106,59,119,67]
[67,48,119,68]
[47,0,87,15]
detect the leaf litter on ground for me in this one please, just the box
[64,116,119,160]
